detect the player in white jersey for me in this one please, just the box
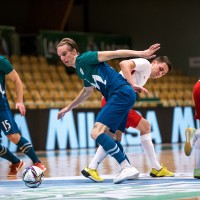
[81,56,174,182]
[184,79,200,178]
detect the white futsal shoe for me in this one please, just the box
[113,166,139,184]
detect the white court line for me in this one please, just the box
[2,172,194,182]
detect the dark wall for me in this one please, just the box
[87,0,200,74]
[1,0,200,74]
[0,0,74,33]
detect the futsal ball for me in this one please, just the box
[22,166,44,188]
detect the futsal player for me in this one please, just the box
[184,79,200,179]
[0,55,46,176]
[56,38,160,184]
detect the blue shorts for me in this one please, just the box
[96,85,136,133]
[0,109,20,138]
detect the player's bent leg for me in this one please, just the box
[184,128,197,156]
[8,134,47,172]
[150,165,174,177]
[81,167,104,182]
[93,127,139,183]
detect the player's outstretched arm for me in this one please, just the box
[97,43,160,62]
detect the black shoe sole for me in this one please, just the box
[81,170,90,178]
[149,173,159,177]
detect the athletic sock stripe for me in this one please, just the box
[20,143,32,152]
[110,147,120,156]
[0,146,7,156]
[106,144,118,154]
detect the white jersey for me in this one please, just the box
[119,58,151,87]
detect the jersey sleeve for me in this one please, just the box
[0,57,14,74]
[76,51,100,66]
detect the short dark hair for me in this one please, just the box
[152,56,173,72]
[56,38,79,53]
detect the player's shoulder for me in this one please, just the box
[77,51,97,59]
[132,58,150,65]
[0,55,6,61]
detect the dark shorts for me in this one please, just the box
[101,97,142,130]
[0,109,20,137]
[96,85,136,133]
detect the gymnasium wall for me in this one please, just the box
[0,0,200,75]
[1,0,200,75]
[87,0,200,75]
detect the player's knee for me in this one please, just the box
[140,120,151,135]
[90,122,107,140]
[90,131,96,139]
[90,129,101,140]
[7,133,21,144]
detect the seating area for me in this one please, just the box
[7,55,102,109]
[6,55,197,109]
[137,70,196,108]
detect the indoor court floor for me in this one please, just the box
[0,143,200,200]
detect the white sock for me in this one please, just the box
[195,139,200,169]
[193,129,200,146]
[89,145,107,169]
[140,133,162,170]
[195,128,200,133]
[195,129,200,138]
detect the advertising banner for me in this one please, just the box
[0,106,198,152]
[38,30,132,62]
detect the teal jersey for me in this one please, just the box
[75,51,129,100]
[0,56,13,109]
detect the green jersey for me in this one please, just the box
[75,51,129,100]
[0,56,13,108]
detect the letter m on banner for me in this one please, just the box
[46,109,78,150]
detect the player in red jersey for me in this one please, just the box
[184,79,200,178]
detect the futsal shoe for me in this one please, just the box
[184,128,196,156]
[113,166,139,184]
[194,169,200,179]
[150,165,174,177]
[7,159,25,177]
[81,167,104,182]
[33,162,46,172]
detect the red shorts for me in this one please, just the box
[101,97,142,129]
[193,81,200,120]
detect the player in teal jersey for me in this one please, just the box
[0,56,46,176]
[56,38,160,184]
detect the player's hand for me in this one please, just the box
[57,107,70,120]
[132,84,149,94]
[16,102,26,116]
[142,43,160,59]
